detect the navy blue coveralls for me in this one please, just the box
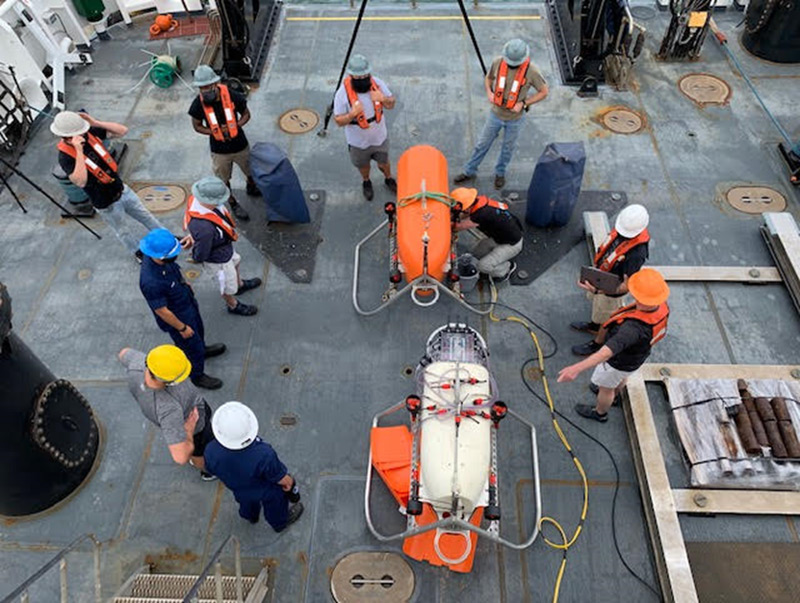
[139,257,206,379]
[204,438,290,531]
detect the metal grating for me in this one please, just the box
[130,573,254,598]
[678,73,731,107]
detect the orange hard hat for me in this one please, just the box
[628,268,669,306]
[450,188,478,210]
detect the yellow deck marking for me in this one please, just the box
[287,15,541,22]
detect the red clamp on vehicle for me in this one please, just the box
[490,401,508,426]
[472,397,484,406]
[405,395,421,418]
[384,201,397,216]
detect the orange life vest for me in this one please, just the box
[201,84,239,142]
[183,195,238,242]
[57,133,118,185]
[602,302,670,346]
[344,76,383,129]
[493,58,530,110]
[594,229,650,272]
[469,195,509,213]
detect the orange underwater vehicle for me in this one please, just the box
[365,323,542,572]
[352,145,487,315]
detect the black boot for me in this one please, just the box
[229,197,250,221]
[570,321,600,334]
[191,374,223,390]
[571,340,602,356]
[246,177,262,197]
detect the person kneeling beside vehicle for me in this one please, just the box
[451,187,523,282]
[557,268,670,423]
[184,176,262,316]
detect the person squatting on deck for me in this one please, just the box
[138,228,226,391]
[571,204,651,356]
[333,54,397,201]
[118,345,216,480]
[53,111,166,261]
[204,402,304,532]
[451,187,523,281]
[453,39,549,190]
[184,177,262,317]
[557,268,670,423]
[189,65,259,221]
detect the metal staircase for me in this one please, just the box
[2,534,268,603]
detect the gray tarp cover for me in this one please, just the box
[250,142,310,224]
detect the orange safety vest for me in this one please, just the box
[183,195,238,241]
[594,229,650,272]
[201,84,239,142]
[493,58,530,110]
[57,133,118,185]
[343,76,383,129]
[469,195,509,213]
[602,302,670,346]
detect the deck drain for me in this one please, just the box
[600,107,644,134]
[678,73,731,107]
[402,366,414,377]
[279,414,297,427]
[725,186,786,214]
[280,365,292,376]
[331,552,414,603]
[130,183,186,213]
[278,108,319,134]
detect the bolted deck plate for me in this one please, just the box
[600,107,645,134]
[678,73,731,107]
[278,108,319,134]
[130,183,187,213]
[330,551,414,602]
[726,185,786,214]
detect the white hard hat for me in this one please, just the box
[212,402,259,450]
[50,111,89,137]
[615,204,649,238]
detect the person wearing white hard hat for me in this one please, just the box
[453,39,548,191]
[204,402,304,532]
[189,64,255,221]
[571,204,650,356]
[53,110,165,261]
[333,54,397,201]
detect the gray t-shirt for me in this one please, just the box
[121,349,206,446]
[488,57,547,121]
[333,76,392,149]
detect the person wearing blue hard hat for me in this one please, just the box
[138,228,226,390]
[453,39,549,191]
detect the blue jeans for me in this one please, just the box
[463,112,525,177]
[96,185,163,253]
[166,300,206,379]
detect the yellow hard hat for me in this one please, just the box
[146,345,192,384]
[628,268,670,306]
[450,187,478,210]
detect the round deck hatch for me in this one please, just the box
[278,108,319,134]
[725,186,786,214]
[601,108,645,134]
[133,184,186,213]
[331,552,415,602]
[678,74,731,107]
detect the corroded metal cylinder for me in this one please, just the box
[742,0,800,63]
[0,283,99,516]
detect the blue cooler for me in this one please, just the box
[525,142,586,228]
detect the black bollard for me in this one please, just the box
[0,283,99,517]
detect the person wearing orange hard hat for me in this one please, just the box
[451,187,523,281]
[557,268,670,423]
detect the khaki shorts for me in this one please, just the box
[203,251,241,295]
[211,146,251,183]
[588,291,627,325]
[348,139,389,168]
[591,362,635,390]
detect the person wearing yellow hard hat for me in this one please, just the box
[451,187,523,281]
[572,204,651,356]
[118,344,217,480]
[558,268,670,423]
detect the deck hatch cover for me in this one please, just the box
[131,183,186,213]
[331,551,414,602]
[678,73,731,106]
[726,186,786,214]
[278,108,319,134]
[600,108,644,134]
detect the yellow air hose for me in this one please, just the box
[488,282,589,603]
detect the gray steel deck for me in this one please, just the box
[1,3,799,601]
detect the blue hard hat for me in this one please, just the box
[139,228,181,260]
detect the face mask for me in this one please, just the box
[351,76,372,94]
[201,89,217,104]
